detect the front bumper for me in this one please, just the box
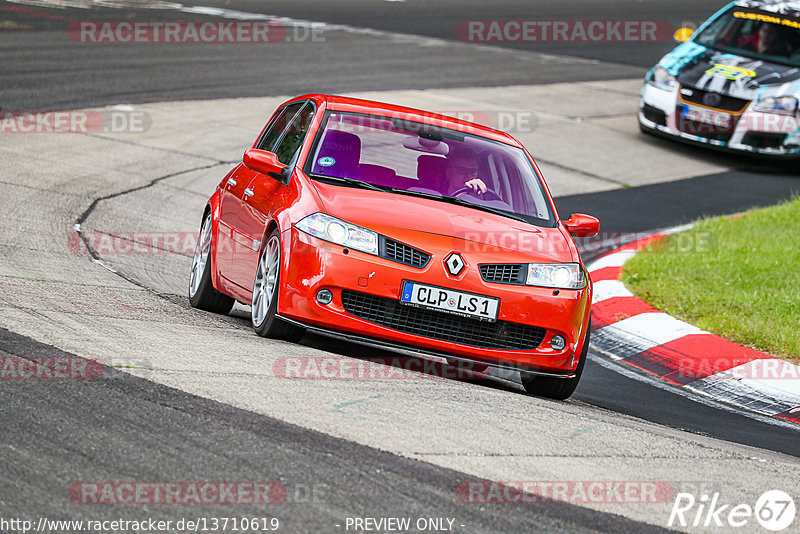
[278,227,591,374]
[639,82,800,159]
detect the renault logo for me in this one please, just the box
[444,253,465,276]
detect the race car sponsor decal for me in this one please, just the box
[733,10,800,29]
[705,63,757,81]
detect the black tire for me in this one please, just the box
[189,212,235,314]
[251,228,305,342]
[521,324,590,400]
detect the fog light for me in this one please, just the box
[551,335,566,351]
[316,289,333,305]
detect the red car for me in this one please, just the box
[189,94,599,399]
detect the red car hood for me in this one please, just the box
[310,181,573,263]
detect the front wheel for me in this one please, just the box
[189,212,234,314]
[251,229,305,342]
[521,324,590,400]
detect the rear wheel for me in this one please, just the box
[521,325,590,400]
[251,229,305,342]
[189,212,234,314]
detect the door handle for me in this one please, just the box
[244,188,254,198]
[227,178,237,187]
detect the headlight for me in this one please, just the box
[526,263,586,289]
[650,66,677,91]
[752,96,799,115]
[295,213,379,255]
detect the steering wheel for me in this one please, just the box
[450,186,504,202]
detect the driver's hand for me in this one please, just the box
[465,178,487,194]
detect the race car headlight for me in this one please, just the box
[650,66,677,91]
[295,213,378,255]
[526,263,586,289]
[752,96,799,115]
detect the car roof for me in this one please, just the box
[734,0,800,18]
[288,93,525,148]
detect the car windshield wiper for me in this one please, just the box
[386,189,445,201]
[310,174,391,193]
[439,195,530,223]
[378,187,530,223]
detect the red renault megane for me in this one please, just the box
[189,94,599,399]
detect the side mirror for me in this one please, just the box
[563,213,599,237]
[243,148,290,184]
[673,27,694,43]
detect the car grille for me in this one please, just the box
[741,132,787,149]
[341,289,545,350]
[379,237,430,268]
[679,86,750,113]
[642,104,667,127]
[480,264,526,284]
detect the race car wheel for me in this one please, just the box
[521,323,590,400]
[189,212,234,314]
[251,228,305,342]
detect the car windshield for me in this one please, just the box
[304,111,555,227]
[695,7,800,67]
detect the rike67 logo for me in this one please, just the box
[669,490,796,531]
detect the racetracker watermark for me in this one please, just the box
[0,355,103,380]
[673,111,800,136]
[668,490,796,531]
[706,358,800,380]
[457,19,674,43]
[634,354,800,386]
[68,231,197,255]
[68,20,324,43]
[329,109,540,135]
[456,481,674,504]
[461,231,715,255]
[0,110,151,134]
[70,482,288,505]
[439,110,539,134]
[273,356,490,380]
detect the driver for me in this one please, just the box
[742,22,791,56]
[445,149,488,196]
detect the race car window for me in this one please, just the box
[695,8,800,67]
[304,111,556,228]
[256,101,305,153]
[273,103,315,165]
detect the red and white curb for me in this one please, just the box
[587,233,800,426]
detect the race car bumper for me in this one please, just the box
[639,82,800,159]
[277,227,591,375]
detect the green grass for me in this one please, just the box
[621,197,800,362]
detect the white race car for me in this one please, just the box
[640,0,800,158]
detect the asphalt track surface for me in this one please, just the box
[0,327,670,534]
[0,0,727,111]
[2,0,800,532]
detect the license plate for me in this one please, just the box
[681,104,731,129]
[400,281,499,322]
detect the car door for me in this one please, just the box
[226,101,316,289]
[217,101,305,285]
